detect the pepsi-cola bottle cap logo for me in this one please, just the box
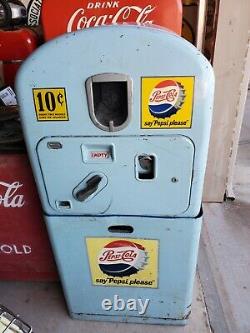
[148,80,185,119]
[98,240,148,277]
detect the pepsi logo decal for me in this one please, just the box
[86,238,158,288]
[148,80,185,119]
[141,76,195,129]
[98,240,148,277]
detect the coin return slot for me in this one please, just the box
[57,200,71,209]
[108,225,134,234]
[137,155,155,180]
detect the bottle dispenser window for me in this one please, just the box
[86,73,132,132]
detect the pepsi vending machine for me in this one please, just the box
[16,25,214,324]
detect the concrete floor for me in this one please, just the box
[0,275,211,333]
[1,94,250,332]
[198,91,250,333]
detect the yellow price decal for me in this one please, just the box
[33,88,69,121]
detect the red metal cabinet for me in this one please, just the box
[0,153,57,281]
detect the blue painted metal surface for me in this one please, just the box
[16,25,214,324]
[46,215,202,324]
[37,136,194,216]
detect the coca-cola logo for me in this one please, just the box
[0,181,25,208]
[42,0,182,41]
[98,240,148,277]
[67,4,155,32]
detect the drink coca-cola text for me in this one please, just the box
[67,4,155,32]
[42,0,182,41]
[87,1,120,9]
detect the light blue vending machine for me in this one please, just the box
[16,25,214,325]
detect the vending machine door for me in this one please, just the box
[37,135,194,216]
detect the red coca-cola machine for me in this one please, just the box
[0,7,58,280]
[41,0,183,41]
[0,153,57,281]
[0,26,58,280]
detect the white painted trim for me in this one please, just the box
[226,38,250,199]
[203,0,250,202]
[196,0,207,51]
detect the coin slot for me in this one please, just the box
[108,225,134,234]
[137,154,155,180]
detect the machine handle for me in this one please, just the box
[75,175,102,202]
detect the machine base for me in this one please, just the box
[45,213,202,325]
[70,312,188,325]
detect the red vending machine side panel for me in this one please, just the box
[41,0,183,41]
[0,154,57,281]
